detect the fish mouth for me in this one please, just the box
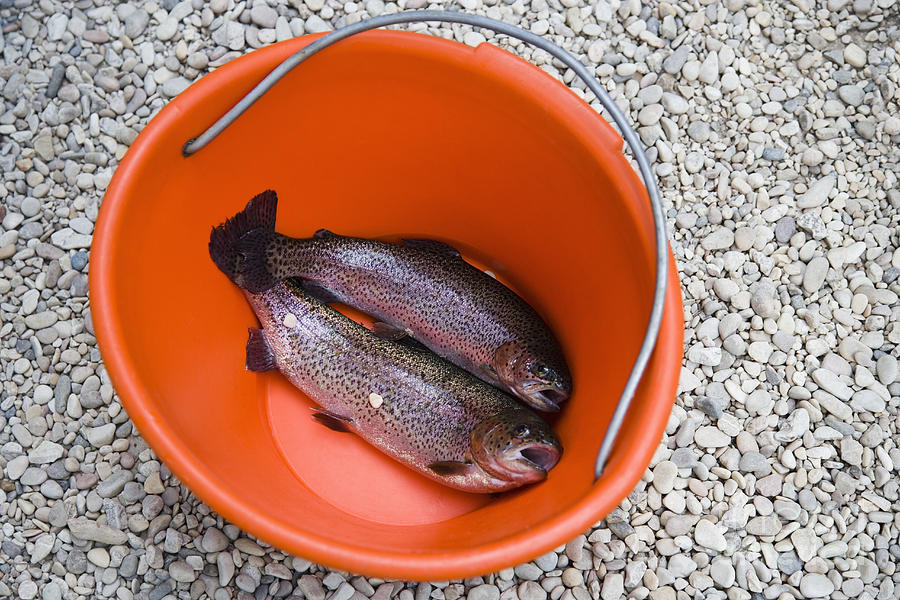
[519,384,567,412]
[515,444,561,473]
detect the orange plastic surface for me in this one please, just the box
[90,30,684,580]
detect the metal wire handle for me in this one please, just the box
[183,10,669,479]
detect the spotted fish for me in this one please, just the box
[209,190,572,412]
[209,226,562,493]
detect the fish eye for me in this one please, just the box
[533,364,554,379]
[513,424,530,438]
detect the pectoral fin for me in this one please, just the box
[478,363,500,385]
[402,238,462,259]
[311,408,353,432]
[245,328,277,372]
[428,460,474,477]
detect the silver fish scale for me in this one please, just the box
[267,234,565,387]
[244,281,536,491]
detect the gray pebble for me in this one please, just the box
[838,85,864,106]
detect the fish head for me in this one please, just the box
[470,410,562,484]
[492,341,572,412]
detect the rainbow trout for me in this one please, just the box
[209,220,562,493]
[210,190,572,412]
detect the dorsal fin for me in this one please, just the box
[401,238,462,259]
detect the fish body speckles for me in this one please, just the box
[209,192,564,492]
[214,192,572,412]
[239,281,560,493]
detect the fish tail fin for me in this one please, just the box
[209,190,279,293]
[245,327,277,372]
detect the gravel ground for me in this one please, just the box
[2,0,899,599]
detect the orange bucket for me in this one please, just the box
[91,12,683,580]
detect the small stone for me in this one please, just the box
[157,18,178,41]
[774,216,795,242]
[67,518,128,544]
[514,563,543,580]
[85,423,116,447]
[803,257,829,293]
[688,345,721,366]
[298,574,324,600]
[695,519,726,551]
[663,46,689,74]
[849,390,886,413]
[876,354,897,385]
[305,14,331,33]
[746,515,781,537]
[97,470,133,498]
[838,85,864,106]
[652,461,677,494]
[701,227,734,250]
[202,528,229,552]
[213,21,245,50]
[699,51,718,84]
[695,426,730,447]
[467,585,500,600]
[6,456,28,480]
[709,558,735,587]
[169,560,197,583]
[638,104,664,126]
[798,176,835,208]
[25,311,58,330]
[28,441,64,464]
[234,538,265,556]
[561,568,583,587]
[811,369,852,400]
[119,554,139,578]
[162,77,191,97]
[800,573,835,597]
[21,467,47,486]
[66,549,87,574]
[738,451,771,475]
[21,197,41,218]
[47,14,69,40]
[50,229,91,249]
[125,9,150,39]
[164,528,183,553]
[30,533,54,563]
[600,574,624,599]
[695,396,724,418]
[19,581,38,600]
[87,547,110,567]
[778,551,803,575]
[250,5,278,28]
[843,43,866,68]
[218,552,235,587]
[661,92,689,114]
[791,528,819,561]
[762,147,785,160]
[750,281,779,318]
[667,554,697,578]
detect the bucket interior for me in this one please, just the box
[94,31,678,577]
